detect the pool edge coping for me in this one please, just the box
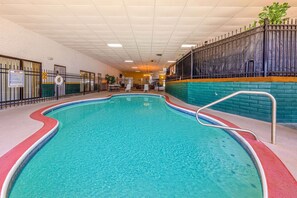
[0,93,296,198]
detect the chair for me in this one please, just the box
[144,84,149,92]
[125,83,131,92]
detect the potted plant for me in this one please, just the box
[105,74,115,84]
[258,2,291,25]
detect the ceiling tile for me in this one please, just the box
[1,0,296,72]
[207,7,243,17]
[201,17,231,25]
[0,5,43,15]
[68,5,100,16]
[154,17,179,25]
[126,6,154,17]
[92,0,123,6]
[124,0,155,6]
[77,16,105,24]
[29,0,62,5]
[35,5,74,16]
[129,17,153,24]
[1,0,30,4]
[132,25,153,31]
[186,0,219,7]
[233,7,262,18]
[155,6,184,17]
[217,0,250,6]
[182,7,213,17]
[52,16,81,24]
[96,6,126,16]
[104,16,129,24]
[156,0,187,6]
[61,0,93,5]
[225,18,256,26]
[87,24,110,31]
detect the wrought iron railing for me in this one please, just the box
[167,19,297,81]
[0,60,99,110]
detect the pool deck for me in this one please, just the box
[0,91,296,185]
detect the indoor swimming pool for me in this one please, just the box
[8,95,263,197]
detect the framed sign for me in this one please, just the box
[8,70,25,88]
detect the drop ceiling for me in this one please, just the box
[0,0,297,72]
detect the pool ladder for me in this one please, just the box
[195,91,277,144]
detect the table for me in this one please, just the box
[108,84,121,91]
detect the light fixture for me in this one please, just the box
[167,60,176,63]
[131,66,138,69]
[125,60,133,63]
[107,43,122,48]
[181,44,196,48]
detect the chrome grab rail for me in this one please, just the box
[195,91,277,144]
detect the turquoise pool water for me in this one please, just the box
[9,95,262,197]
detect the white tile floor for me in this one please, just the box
[0,91,296,180]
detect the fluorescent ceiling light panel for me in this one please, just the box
[107,43,122,48]
[131,66,138,69]
[125,60,134,63]
[181,44,196,48]
[168,60,176,63]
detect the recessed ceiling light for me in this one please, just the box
[131,66,138,69]
[107,43,122,48]
[168,60,176,63]
[181,44,196,48]
[125,60,133,63]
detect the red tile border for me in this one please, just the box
[0,104,60,197]
[0,95,296,198]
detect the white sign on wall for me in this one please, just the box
[8,70,25,88]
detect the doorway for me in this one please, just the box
[80,70,95,93]
[97,73,102,92]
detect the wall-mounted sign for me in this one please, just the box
[8,70,25,88]
[42,72,48,80]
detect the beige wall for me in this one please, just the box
[123,72,146,85]
[0,17,121,77]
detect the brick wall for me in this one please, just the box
[165,82,188,102]
[166,81,297,123]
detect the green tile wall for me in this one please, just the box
[42,83,80,97]
[66,84,80,95]
[166,81,297,123]
[41,84,55,97]
[165,82,188,102]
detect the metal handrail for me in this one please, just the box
[195,91,277,144]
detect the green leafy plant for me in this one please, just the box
[245,20,258,31]
[258,2,290,25]
[105,74,115,84]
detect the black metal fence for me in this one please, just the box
[41,70,84,100]
[167,19,297,81]
[0,56,100,109]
